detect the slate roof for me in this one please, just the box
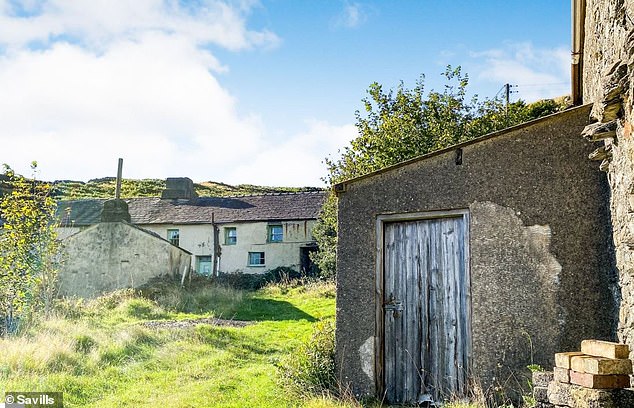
[57,191,327,227]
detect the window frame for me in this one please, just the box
[248,251,265,267]
[167,228,180,246]
[225,227,237,245]
[196,255,212,276]
[268,224,283,243]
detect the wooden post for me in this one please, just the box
[212,213,219,277]
[115,158,123,199]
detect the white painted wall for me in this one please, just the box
[141,223,213,271]
[218,220,316,274]
[59,219,317,275]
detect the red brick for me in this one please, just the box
[569,370,630,389]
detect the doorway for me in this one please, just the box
[379,212,471,404]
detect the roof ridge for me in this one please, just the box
[59,191,326,202]
[194,190,326,199]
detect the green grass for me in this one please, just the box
[51,178,323,200]
[0,281,337,407]
[0,281,495,407]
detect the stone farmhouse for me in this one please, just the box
[57,178,326,276]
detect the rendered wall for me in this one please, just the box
[583,0,634,356]
[59,222,191,298]
[141,223,213,270]
[218,220,316,274]
[335,106,614,398]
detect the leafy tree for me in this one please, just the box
[0,163,61,335]
[312,66,566,277]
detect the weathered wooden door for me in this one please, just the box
[382,215,470,404]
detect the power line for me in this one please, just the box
[516,82,569,88]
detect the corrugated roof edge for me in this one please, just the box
[333,103,593,194]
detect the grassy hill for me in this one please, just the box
[49,178,323,200]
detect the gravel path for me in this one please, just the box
[141,317,253,329]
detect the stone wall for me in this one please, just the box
[583,0,634,354]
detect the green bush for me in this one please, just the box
[278,318,336,393]
[209,267,306,291]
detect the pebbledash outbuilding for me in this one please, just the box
[333,105,617,404]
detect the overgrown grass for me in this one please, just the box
[0,280,503,407]
[0,280,337,407]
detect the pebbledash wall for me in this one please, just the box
[334,105,615,398]
[581,0,634,357]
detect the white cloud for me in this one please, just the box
[470,42,570,102]
[0,0,280,52]
[332,2,368,29]
[227,121,358,187]
[0,1,355,187]
[0,33,265,182]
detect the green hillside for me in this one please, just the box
[49,178,323,200]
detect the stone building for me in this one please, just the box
[334,106,614,404]
[574,0,634,360]
[58,178,325,276]
[59,199,192,298]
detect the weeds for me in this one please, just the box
[0,279,337,407]
[278,318,336,393]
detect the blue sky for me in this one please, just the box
[0,1,570,186]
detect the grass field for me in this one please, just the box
[0,280,501,408]
[0,281,343,408]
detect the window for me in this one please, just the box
[248,252,265,266]
[268,225,283,242]
[167,229,180,246]
[225,227,237,245]
[197,256,212,276]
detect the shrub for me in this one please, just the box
[209,267,306,291]
[210,272,265,291]
[278,318,336,393]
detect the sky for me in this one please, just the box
[0,0,571,187]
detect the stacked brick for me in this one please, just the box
[533,340,634,408]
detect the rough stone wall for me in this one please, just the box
[59,222,191,298]
[583,0,634,353]
[335,106,614,399]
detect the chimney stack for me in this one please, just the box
[161,177,198,200]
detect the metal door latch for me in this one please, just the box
[384,295,403,318]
